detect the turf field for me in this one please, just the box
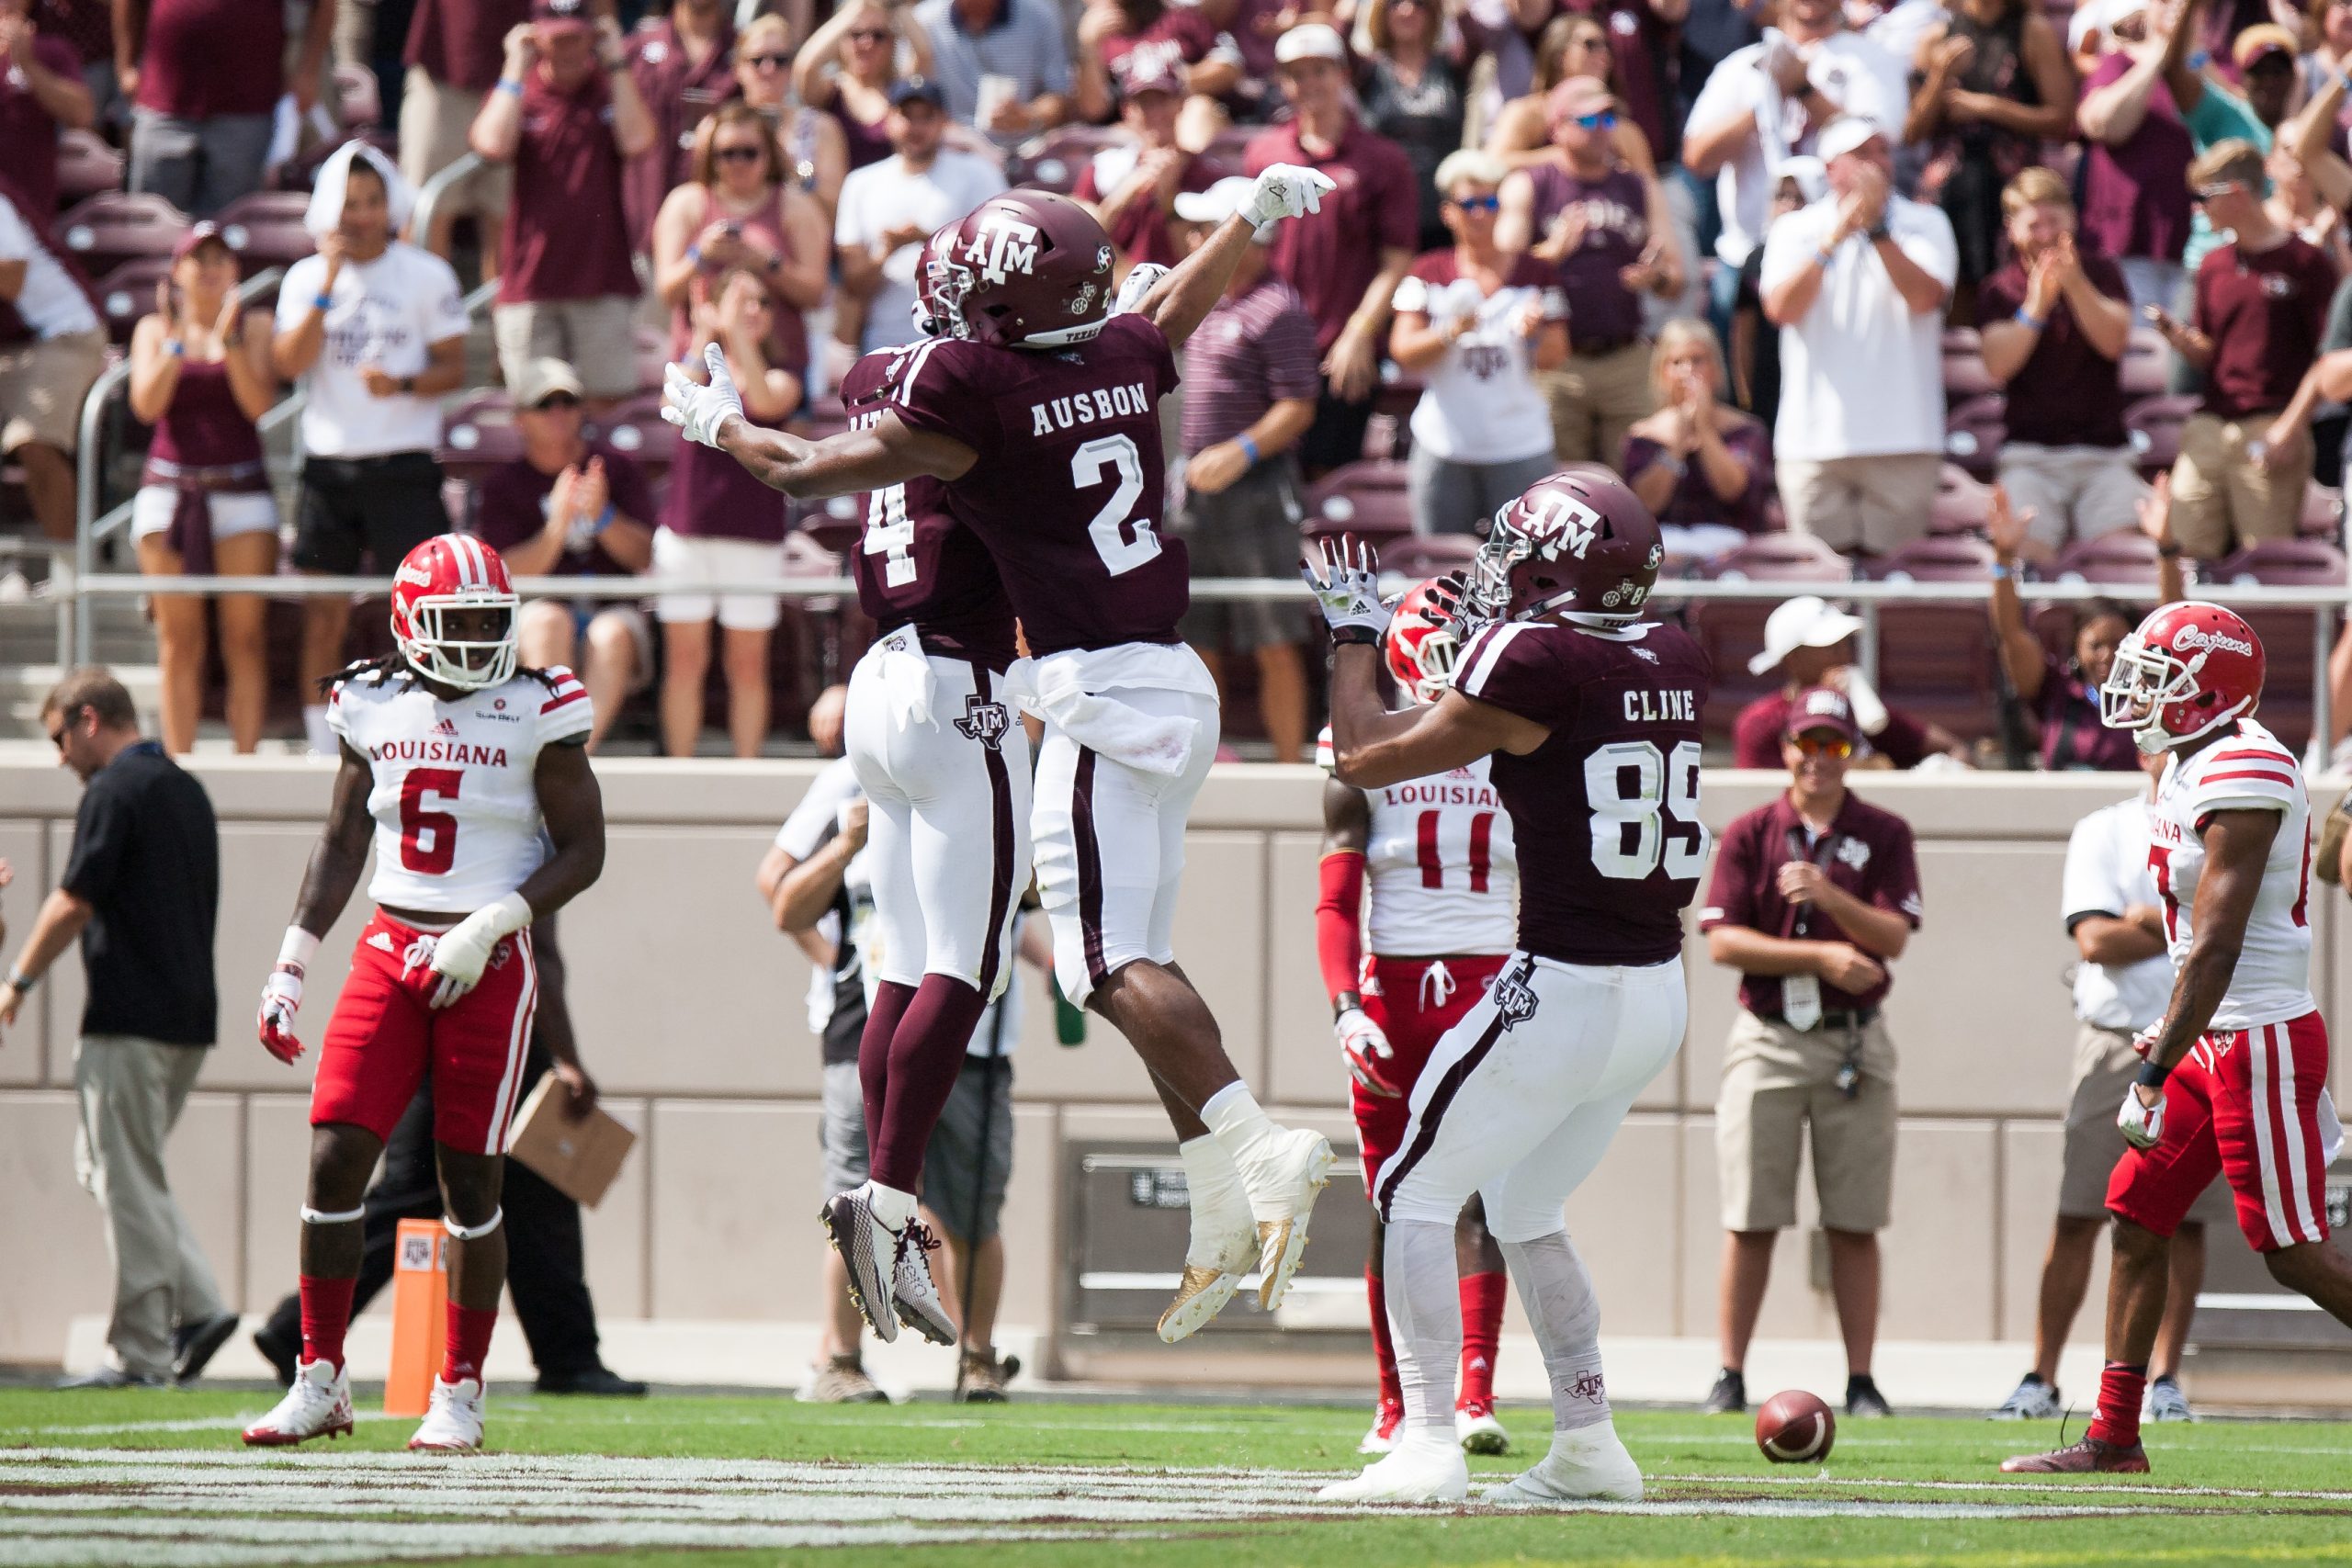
[5,1388,2352,1567]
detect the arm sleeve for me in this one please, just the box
[1684,50,1757,137]
[1697,814,1757,931]
[1874,820,1926,927]
[1316,850,1368,1004]
[1391,270,1431,314]
[885,338,988,446]
[59,783,130,906]
[535,665,594,745]
[324,678,355,741]
[2188,744,2301,825]
[1451,622,1561,724]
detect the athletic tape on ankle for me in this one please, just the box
[444,1206,503,1241]
[300,1203,366,1225]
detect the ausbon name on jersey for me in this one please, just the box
[327,663,593,911]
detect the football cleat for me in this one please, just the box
[2144,1375,2196,1423]
[1999,1436,2150,1474]
[1845,1375,1894,1418]
[1700,1369,1747,1415]
[407,1376,486,1451]
[891,1221,958,1347]
[1360,1400,1403,1455]
[1456,1399,1510,1456]
[1481,1422,1644,1506]
[1990,1375,2062,1421]
[820,1187,901,1345]
[1156,1221,1257,1344]
[1239,1127,1337,1312]
[240,1358,353,1446]
[1316,1435,1470,1504]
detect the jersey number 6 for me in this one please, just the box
[400,767,462,874]
[1586,739,1707,881]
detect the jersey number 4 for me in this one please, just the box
[1586,739,1707,880]
[400,767,461,874]
[865,485,918,587]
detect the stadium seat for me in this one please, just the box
[801,491,865,557]
[2213,538,2347,588]
[1305,459,1412,538]
[1863,537,2002,741]
[212,190,320,275]
[2211,540,2344,754]
[2300,482,2343,542]
[595,392,680,479]
[1867,536,1996,582]
[1687,535,1851,740]
[1697,530,1851,582]
[1943,394,2005,480]
[2119,327,2168,397]
[95,256,175,346]
[333,62,382,128]
[440,390,520,485]
[2051,527,2164,585]
[55,130,124,210]
[1941,326,1996,400]
[2123,393,2196,477]
[1380,534,1479,581]
[57,191,191,279]
[1373,363,1424,424]
[1006,126,1125,194]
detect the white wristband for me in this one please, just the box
[277,927,320,971]
[483,891,534,938]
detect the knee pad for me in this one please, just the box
[300,1203,366,1225]
[444,1206,503,1242]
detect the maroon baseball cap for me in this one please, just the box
[531,0,593,30]
[1784,686,1860,744]
[171,220,232,262]
[1115,51,1183,99]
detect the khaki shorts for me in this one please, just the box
[1996,445,2148,551]
[1538,337,1655,466]
[0,330,107,455]
[399,66,512,223]
[492,297,639,400]
[2171,411,2312,560]
[1776,452,1940,558]
[2060,1022,2236,1224]
[1716,1010,1899,1234]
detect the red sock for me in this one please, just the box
[2086,1361,2147,1450]
[1366,1265,1400,1409]
[443,1302,499,1385]
[300,1274,357,1372]
[1458,1270,1507,1407]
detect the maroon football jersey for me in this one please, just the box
[841,346,1019,669]
[884,313,1187,656]
[1453,617,1714,966]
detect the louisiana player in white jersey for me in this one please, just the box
[2006,601,2352,1475]
[1316,579,1520,1459]
[241,534,605,1454]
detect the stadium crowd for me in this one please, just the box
[13,0,2352,761]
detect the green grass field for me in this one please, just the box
[6,1387,2352,1568]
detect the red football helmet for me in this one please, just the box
[1385,575,1469,703]
[390,534,519,692]
[1468,467,1664,625]
[2100,599,2265,753]
[918,190,1117,348]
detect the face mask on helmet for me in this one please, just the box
[399,599,518,692]
[2098,634,2226,755]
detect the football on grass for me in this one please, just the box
[1755,1390,1836,1464]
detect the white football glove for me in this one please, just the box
[1301,536,1391,641]
[1337,1006,1401,1098]
[1244,164,1338,228]
[661,342,745,449]
[2118,1084,2165,1151]
[1114,262,1171,315]
[425,892,534,1010]
[257,967,305,1064]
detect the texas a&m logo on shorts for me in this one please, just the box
[1492,957,1540,1030]
[955,694,1012,750]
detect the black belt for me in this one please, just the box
[1756,1007,1878,1032]
[1573,333,1640,357]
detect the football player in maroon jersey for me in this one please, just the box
[1305,469,1711,1505]
[665,169,1361,1342]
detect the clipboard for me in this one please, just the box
[505,1074,637,1209]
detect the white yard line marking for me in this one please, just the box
[1653,1472,2352,1502]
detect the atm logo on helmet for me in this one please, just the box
[1521,491,1603,558]
[966,211,1041,285]
[2173,626,2256,657]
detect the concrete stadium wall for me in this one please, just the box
[3,756,2347,1372]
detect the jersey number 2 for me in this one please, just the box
[1586,740,1707,880]
[400,768,461,874]
[1074,434,1157,576]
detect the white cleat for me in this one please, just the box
[1317,1435,1470,1504]
[1240,1128,1336,1311]
[407,1376,487,1452]
[1156,1222,1257,1344]
[891,1221,958,1346]
[820,1187,900,1345]
[1481,1422,1644,1506]
[1456,1401,1510,1455]
[1359,1401,1403,1455]
[240,1358,353,1447]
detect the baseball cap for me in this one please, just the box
[2233,22,2299,69]
[888,75,946,110]
[1815,116,1883,164]
[1274,21,1347,66]
[1545,76,1615,127]
[170,220,231,262]
[530,0,592,29]
[1784,686,1860,744]
[1114,51,1183,98]
[513,357,587,407]
[1747,594,1865,676]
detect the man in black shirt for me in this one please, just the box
[0,670,238,1388]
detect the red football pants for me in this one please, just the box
[1353,954,1511,1188]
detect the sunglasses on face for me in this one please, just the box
[745,51,792,68]
[44,724,66,750]
[2191,183,2235,202]
[534,393,582,411]
[716,143,766,163]
[1791,734,1853,759]
[1574,110,1617,130]
[1451,193,1500,211]
[848,28,891,41]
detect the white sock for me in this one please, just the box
[1384,1216,1461,1442]
[1199,1082,1288,1218]
[1503,1232,1611,1434]
[302,705,335,756]
[865,1180,917,1232]
[1178,1134,1250,1268]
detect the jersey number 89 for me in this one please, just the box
[1585,739,1707,880]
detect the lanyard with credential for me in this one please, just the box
[1782,824,1864,1100]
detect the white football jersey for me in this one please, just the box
[328,663,594,913]
[1319,726,1518,958]
[2148,718,2315,1031]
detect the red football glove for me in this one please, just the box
[1337,1005,1402,1098]
[257,965,306,1064]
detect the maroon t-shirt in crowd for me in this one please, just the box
[2076,51,2192,265]
[1178,273,1321,454]
[888,314,1188,655]
[1732,689,1931,769]
[1097,6,1230,104]
[2192,234,2337,419]
[1244,115,1419,354]
[1622,420,1774,533]
[1453,617,1714,966]
[1976,252,2132,449]
[136,0,290,118]
[471,443,656,576]
[623,16,741,247]
[404,0,530,92]
[0,34,85,217]
[1700,790,1923,1015]
[499,70,641,304]
[1523,162,1649,349]
[840,346,1019,668]
[2034,652,2141,772]
[662,423,789,540]
[1070,148,1219,269]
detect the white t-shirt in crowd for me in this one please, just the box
[833,149,1009,355]
[276,241,469,459]
[1757,191,1955,462]
[2061,793,2174,1033]
[0,191,100,339]
[1392,259,1566,466]
[1684,28,1908,266]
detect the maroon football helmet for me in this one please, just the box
[918,190,1118,349]
[1468,467,1665,625]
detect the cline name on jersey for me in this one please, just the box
[1623,688,1698,723]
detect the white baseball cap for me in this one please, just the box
[1274,21,1348,66]
[1815,116,1883,164]
[1747,594,1866,676]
